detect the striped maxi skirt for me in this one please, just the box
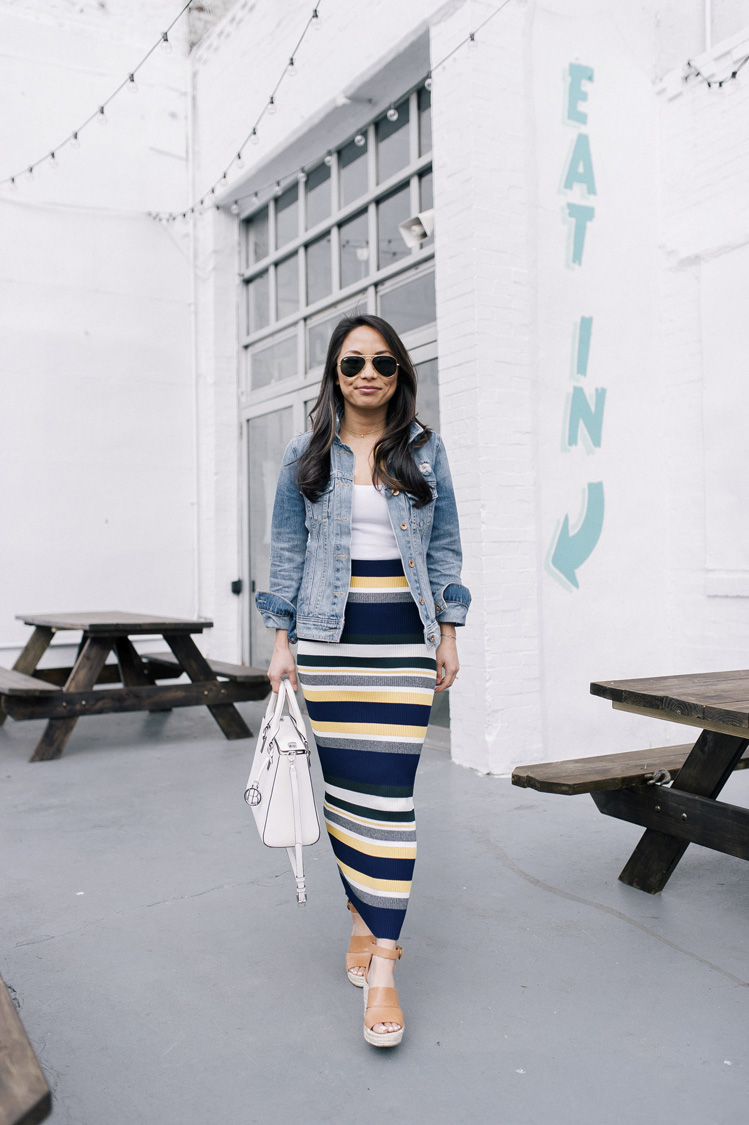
[297,558,437,941]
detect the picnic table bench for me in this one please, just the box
[0,612,270,762]
[0,973,51,1125]
[513,670,749,893]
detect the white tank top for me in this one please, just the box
[350,484,401,560]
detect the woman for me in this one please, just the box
[256,313,470,1048]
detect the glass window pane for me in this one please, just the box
[275,183,299,249]
[306,233,332,305]
[378,270,436,335]
[305,162,331,229]
[420,170,434,247]
[377,99,410,183]
[276,253,299,320]
[248,270,270,333]
[418,87,432,156]
[307,304,358,370]
[250,335,298,389]
[247,206,269,265]
[414,356,440,432]
[377,184,411,269]
[340,211,370,289]
[339,137,368,207]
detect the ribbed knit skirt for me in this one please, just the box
[297,559,436,940]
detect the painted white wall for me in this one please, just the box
[0,0,195,666]
[190,0,749,772]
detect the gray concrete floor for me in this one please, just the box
[1,701,747,1125]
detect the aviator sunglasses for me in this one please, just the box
[338,354,399,379]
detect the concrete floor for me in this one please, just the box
[1,701,747,1125]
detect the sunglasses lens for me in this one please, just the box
[373,356,398,378]
[340,356,366,377]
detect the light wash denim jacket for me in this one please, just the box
[255,420,470,648]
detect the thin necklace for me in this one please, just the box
[341,422,384,438]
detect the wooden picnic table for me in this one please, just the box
[513,669,749,894]
[587,670,749,892]
[0,612,269,762]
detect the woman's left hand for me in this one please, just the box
[434,635,459,694]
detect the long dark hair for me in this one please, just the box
[297,314,432,506]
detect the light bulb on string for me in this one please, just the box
[9,176,17,190]
[274,180,282,196]
[323,151,334,166]
[230,201,240,215]
[312,7,321,30]
[236,152,245,170]
[49,151,59,170]
[97,105,107,125]
[468,32,476,47]
[354,133,366,147]
[386,105,398,122]
[250,128,259,145]
[161,32,172,54]
[287,57,296,77]
[71,131,80,149]
[424,75,433,91]
[267,95,276,115]
[128,73,138,93]
[252,192,259,204]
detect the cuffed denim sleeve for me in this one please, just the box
[427,436,471,626]
[254,436,308,642]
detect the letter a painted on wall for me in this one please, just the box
[549,482,605,589]
[563,133,596,195]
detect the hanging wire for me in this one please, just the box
[0,0,195,188]
[684,53,749,89]
[151,0,516,223]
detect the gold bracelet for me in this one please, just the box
[439,632,457,640]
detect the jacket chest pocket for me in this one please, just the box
[409,474,437,527]
[304,484,333,526]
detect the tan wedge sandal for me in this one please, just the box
[345,902,374,987]
[363,942,404,1048]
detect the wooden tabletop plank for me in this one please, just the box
[17,612,213,634]
[591,670,749,729]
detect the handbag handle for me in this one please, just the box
[261,677,307,751]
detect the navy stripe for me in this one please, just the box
[344,885,406,940]
[318,745,420,787]
[297,653,436,670]
[351,558,405,577]
[341,597,422,636]
[308,699,431,727]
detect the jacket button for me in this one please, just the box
[408,559,415,567]
[400,522,407,530]
[429,635,435,643]
[435,604,441,612]
[392,489,400,496]
[419,597,425,605]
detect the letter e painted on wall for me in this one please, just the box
[567,63,594,124]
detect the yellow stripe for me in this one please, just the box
[349,575,409,589]
[336,860,412,894]
[304,689,430,705]
[327,823,417,859]
[310,720,427,738]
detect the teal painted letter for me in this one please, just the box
[567,63,594,124]
[567,386,607,448]
[563,133,596,195]
[577,316,593,377]
[567,203,595,265]
[551,482,605,589]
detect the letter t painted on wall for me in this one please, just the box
[566,203,595,266]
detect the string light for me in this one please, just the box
[150,0,515,223]
[685,54,749,89]
[287,57,297,77]
[0,0,195,189]
[128,73,138,94]
[386,105,398,121]
[267,95,277,115]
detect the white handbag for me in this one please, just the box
[244,678,320,905]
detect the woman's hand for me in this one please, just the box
[267,630,298,693]
[434,631,459,694]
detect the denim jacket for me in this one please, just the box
[255,420,470,648]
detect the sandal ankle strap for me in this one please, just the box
[370,943,403,960]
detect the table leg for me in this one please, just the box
[30,637,113,762]
[163,633,251,740]
[609,728,749,893]
[0,627,54,727]
[114,638,171,712]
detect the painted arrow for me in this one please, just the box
[550,481,604,589]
